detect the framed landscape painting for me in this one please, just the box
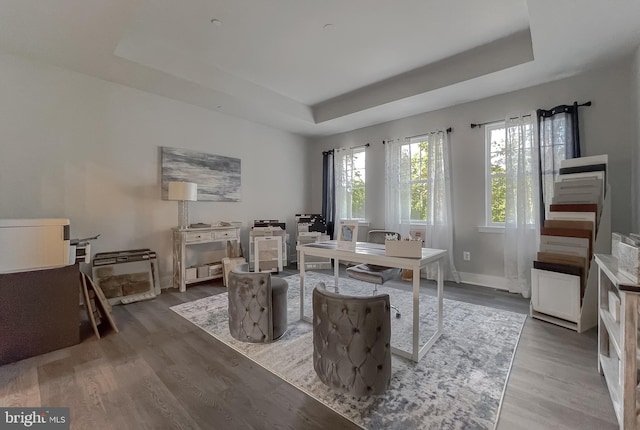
[161,147,241,202]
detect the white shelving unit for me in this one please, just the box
[297,232,331,270]
[249,227,288,272]
[530,187,611,332]
[172,226,240,292]
[254,236,283,273]
[595,253,640,429]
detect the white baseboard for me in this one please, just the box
[458,271,510,291]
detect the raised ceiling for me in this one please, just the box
[0,0,639,137]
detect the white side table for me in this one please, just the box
[173,226,240,292]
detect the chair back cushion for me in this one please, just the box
[312,283,391,396]
[228,267,273,342]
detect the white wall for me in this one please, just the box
[0,53,310,285]
[632,45,640,232]
[308,58,634,283]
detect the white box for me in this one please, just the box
[385,240,422,258]
[608,291,620,322]
[0,218,70,273]
[185,267,197,280]
[197,265,210,278]
[618,241,640,282]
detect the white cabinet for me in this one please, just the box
[254,236,283,273]
[173,226,240,292]
[531,268,581,322]
[249,228,288,272]
[595,254,640,429]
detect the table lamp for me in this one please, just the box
[168,181,197,229]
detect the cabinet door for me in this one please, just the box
[531,268,581,322]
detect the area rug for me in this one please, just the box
[170,272,526,430]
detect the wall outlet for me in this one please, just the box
[463,251,471,261]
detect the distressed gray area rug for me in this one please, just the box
[170,272,526,430]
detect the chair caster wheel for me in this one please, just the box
[395,313,401,319]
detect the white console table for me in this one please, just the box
[173,226,240,292]
[595,253,640,429]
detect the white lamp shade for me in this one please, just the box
[167,182,198,201]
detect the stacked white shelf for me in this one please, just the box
[595,254,640,429]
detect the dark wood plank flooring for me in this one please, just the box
[0,267,618,429]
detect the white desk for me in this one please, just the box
[297,240,447,363]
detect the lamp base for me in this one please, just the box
[177,200,190,229]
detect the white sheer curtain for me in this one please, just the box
[334,148,351,221]
[384,138,412,238]
[385,132,459,282]
[503,114,540,297]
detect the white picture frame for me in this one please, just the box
[336,219,358,252]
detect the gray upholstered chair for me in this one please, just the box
[346,230,402,318]
[312,282,391,396]
[227,264,288,343]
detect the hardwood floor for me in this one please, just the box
[0,269,618,429]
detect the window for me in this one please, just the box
[335,147,366,220]
[404,137,432,222]
[485,122,506,226]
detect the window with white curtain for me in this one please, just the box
[385,132,459,282]
[485,122,507,226]
[335,147,366,220]
[404,137,434,223]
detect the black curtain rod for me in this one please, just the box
[328,142,370,153]
[470,101,592,129]
[383,127,452,144]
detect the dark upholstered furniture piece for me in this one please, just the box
[312,282,392,396]
[346,230,402,317]
[228,264,288,343]
[0,264,80,366]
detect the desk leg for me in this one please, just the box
[437,259,443,331]
[412,265,420,362]
[334,258,340,293]
[300,252,306,321]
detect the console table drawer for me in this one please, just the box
[215,229,238,240]
[185,231,213,242]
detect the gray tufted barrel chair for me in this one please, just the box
[228,264,288,343]
[312,282,391,396]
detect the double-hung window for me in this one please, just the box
[404,137,432,223]
[485,122,507,226]
[335,147,366,220]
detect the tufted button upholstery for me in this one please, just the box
[228,264,288,343]
[312,282,391,396]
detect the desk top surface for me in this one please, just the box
[298,240,446,268]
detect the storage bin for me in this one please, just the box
[185,267,197,280]
[385,240,422,258]
[197,265,210,278]
[209,263,223,276]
